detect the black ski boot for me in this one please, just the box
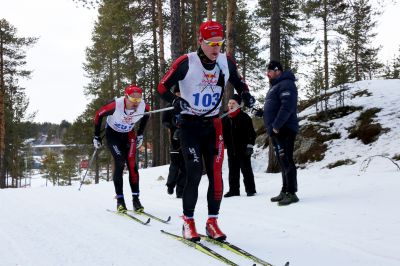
[116,197,127,213]
[133,196,144,212]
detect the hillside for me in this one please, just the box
[1,80,399,266]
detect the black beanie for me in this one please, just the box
[230,94,242,105]
[267,60,283,71]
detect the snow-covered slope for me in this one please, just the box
[299,79,400,169]
[1,80,399,266]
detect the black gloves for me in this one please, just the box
[252,108,264,118]
[93,136,102,149]
[172,97,189,114]
[241,92,255,108]
[245,144,254,156]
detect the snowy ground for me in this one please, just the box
[1,80,400,266]
[1,155,399,266]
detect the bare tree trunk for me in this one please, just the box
[224,0,236,109]
[191,0,200,50]
[151,0,161,166]
[270,0,280,61]
[157,0,167,165]
[171,0,182,61]
[207,0,213,20]
[267,0,281,173]
[323,0,329,110]
[0,30,6,188]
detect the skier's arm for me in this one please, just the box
[94,100,115,136]
[157,55,189,103]
[137,104,151,136]
[227,55,250,95]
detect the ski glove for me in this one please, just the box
[241,92,255,108]
[136,135,144,148]
[172,97,189,114]
[93,136,102,149]
[252,108,264,118]
[245,144,254,156]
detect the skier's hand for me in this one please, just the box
[252,108,264,118]
[241,92,255,108]
[136,135,144,148]
[93,136,102,149]
[245,144,254,156]
[172,97,189,114]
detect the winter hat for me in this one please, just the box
[199,20,224,40]
[267,60,283,71]
[124,84,143,96]
[230,94,242,105]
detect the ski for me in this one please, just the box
[199,234,277,266]
[160,230,239,266]
[129,210,171,224]
[106,209,150,225]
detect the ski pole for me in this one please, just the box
[78,148,99,191]
[131,106,174,117]
[219,102,245,119]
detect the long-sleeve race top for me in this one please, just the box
[94,97,150,137]
[158,48,250,105]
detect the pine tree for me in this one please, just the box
[0,19,37,188]
[303,0,348,109]
[338,0,381,81]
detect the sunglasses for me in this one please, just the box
[127,96,142,103]
[203,39,225,47]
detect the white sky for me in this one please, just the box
[1,0,399,123]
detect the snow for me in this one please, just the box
[1,79,400,266]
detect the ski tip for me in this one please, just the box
[284,262,290,266]
[166,216,171,222]
[145,218,151,224]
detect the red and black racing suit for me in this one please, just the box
[94,100,150,196]
[158,48,250,217]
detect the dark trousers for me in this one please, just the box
[227,152,256,194]
[106,127,139,196]
[271,128,297,193]
[180,116,224,217]
[166,150,186,196]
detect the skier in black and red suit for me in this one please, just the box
[157,20,255,242]
[93,84,150,213]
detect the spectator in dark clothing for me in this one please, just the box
[222,94,257,197]
[162,86,186,198]
[262,60,299,206]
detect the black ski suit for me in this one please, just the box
[162,106,186,197]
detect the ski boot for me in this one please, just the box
[116,197,127,213]
[206,217,226,241]
[182,216,200,242]
[132,196,144,212]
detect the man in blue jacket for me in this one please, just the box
[263,60,299,205]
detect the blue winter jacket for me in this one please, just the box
[263,70,299,136]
